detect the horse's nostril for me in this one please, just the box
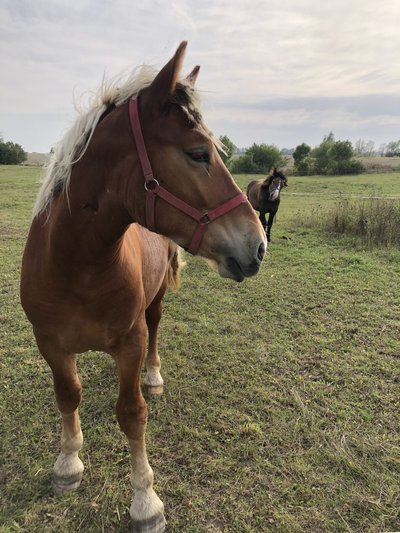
[257,242,266,262]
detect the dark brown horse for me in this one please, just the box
[20,42,266,533]
[247,168,288,241]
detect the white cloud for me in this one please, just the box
[1,0,400,151]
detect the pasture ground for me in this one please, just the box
[1,166,399,532]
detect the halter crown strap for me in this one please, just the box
[129,98,247,255]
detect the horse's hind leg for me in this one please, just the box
[144,282,167,395]
[36,336,84,494]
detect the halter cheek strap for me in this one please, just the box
[129,98,247,255]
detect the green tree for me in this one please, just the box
[293,134,364,176]
[229,153,258,173]
[247,143,284,173]
[293,143,311,165]
[0,139,27,164]
[230,143,284,174]
[218,135,236,165]
[331,140,353,161]
[385,140,400,157]
[324,131,335,142]
[293,143,311,174]
[311,135,363,175]
[296,155,314,176]
[312,135,335,174]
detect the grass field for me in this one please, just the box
[1,166,399,532]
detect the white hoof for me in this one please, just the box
[131,512,166,533]
[146,384,164,395]
[52,452,84,494]
[144,367,164,395]
[52,471,83,494]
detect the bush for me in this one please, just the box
[293,135,364,175]
[229,143,285,174]
[298,198,400,248]
[230,154,259,173]
[337,159,365,175]
[296,156,313,176]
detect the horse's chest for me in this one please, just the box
[27,269,144,353]
[57,310,136,353]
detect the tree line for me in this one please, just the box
[1,131,399,173]
[0,136,26,164]
[219,133,400,176]
[354,139,400,157]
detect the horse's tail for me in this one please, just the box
[166,240,185,290]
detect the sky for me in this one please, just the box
[1,0,400,153]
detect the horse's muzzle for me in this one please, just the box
[219,240,266,282]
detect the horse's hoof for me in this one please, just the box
[146,384,164,395]
[131,513,166,533]
[52,471,83,494]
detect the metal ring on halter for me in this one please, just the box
[199,213,211,224]
[144,179,160,191]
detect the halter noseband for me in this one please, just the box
[129,98,247,255]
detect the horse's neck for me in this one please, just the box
[44,169,135,265]
[53,105,145,254]
[37,196,124,275]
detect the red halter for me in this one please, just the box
[129,98,247,255]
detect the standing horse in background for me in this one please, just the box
[20,42,266,533]
[247,168,288,241]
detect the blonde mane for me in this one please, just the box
[33,64,219,218]
[33,66,160,217]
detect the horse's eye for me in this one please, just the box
[187,150,210,164]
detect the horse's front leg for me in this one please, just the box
[36,335,84,494]
[113,319,166,533]
[266,212,275,242]
[144,284,167,395]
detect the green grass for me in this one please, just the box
[1,166,400,532]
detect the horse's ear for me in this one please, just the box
[147,41,187,106]
[185,65,200,88]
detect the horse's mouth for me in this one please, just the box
[225,257,245,282]
[219,256,261,282]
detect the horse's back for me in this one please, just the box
[246,179,263,210]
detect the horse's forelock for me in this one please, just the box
[169,82,222,151]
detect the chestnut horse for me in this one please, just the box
[20,42,266,532]
[247,168,288,241]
